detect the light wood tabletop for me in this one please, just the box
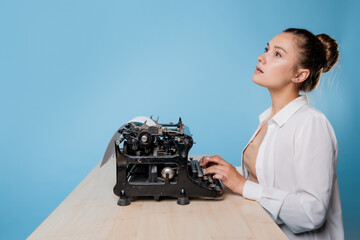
[28,155,288,240]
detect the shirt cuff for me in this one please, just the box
[243,180,263,201]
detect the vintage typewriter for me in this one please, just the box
[100,116,223,206]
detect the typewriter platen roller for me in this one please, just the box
[101,116,223,206]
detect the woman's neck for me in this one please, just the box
[268,88,300,119]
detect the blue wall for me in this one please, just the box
[1,0,359,239]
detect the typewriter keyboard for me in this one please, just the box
[188,158,221,189]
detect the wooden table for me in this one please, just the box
[28,155,288,240]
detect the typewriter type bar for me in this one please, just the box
[103,117,223,206]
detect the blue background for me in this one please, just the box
[1,0,359,239]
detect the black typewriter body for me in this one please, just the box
[102,117,223,206]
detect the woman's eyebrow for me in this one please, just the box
[267,42,287,53]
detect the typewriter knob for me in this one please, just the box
[161,167,174,180]
[141,135,148,142]
[138,131,152,146]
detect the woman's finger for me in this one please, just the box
[201,155,230,167]
[213,174,225,180]
[199,155,211,166]
[200,156,220,167]
[204,165,227,176]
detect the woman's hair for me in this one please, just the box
[283,28,339,92]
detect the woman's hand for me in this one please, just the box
[199,155,247,195]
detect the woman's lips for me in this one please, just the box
[255,66,263,73]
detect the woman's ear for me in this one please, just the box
[292,69,310,83]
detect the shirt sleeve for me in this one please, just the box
[235,166,244,176]
[242,115,337,233]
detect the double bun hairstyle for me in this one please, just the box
[283,28,339,92]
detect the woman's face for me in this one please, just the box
[252,32,299,91]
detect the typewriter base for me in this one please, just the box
[114,149,223,206]
[116,188,194,206]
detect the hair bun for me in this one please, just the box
[316,33,339,73]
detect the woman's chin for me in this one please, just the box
[252,76,266,87]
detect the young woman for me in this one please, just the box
[200,28,344,239]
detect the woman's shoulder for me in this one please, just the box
[294,103,330,124]
[286,103,335,135]
[292,104,337,143]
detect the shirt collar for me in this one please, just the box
[258,95,309,127]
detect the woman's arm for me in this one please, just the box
[202,116,337,234]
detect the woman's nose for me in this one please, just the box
[257,53,266,64]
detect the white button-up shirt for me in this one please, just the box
[237,95,344,240]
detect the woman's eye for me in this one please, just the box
[264,47,268,52]
[276,52,281,57]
